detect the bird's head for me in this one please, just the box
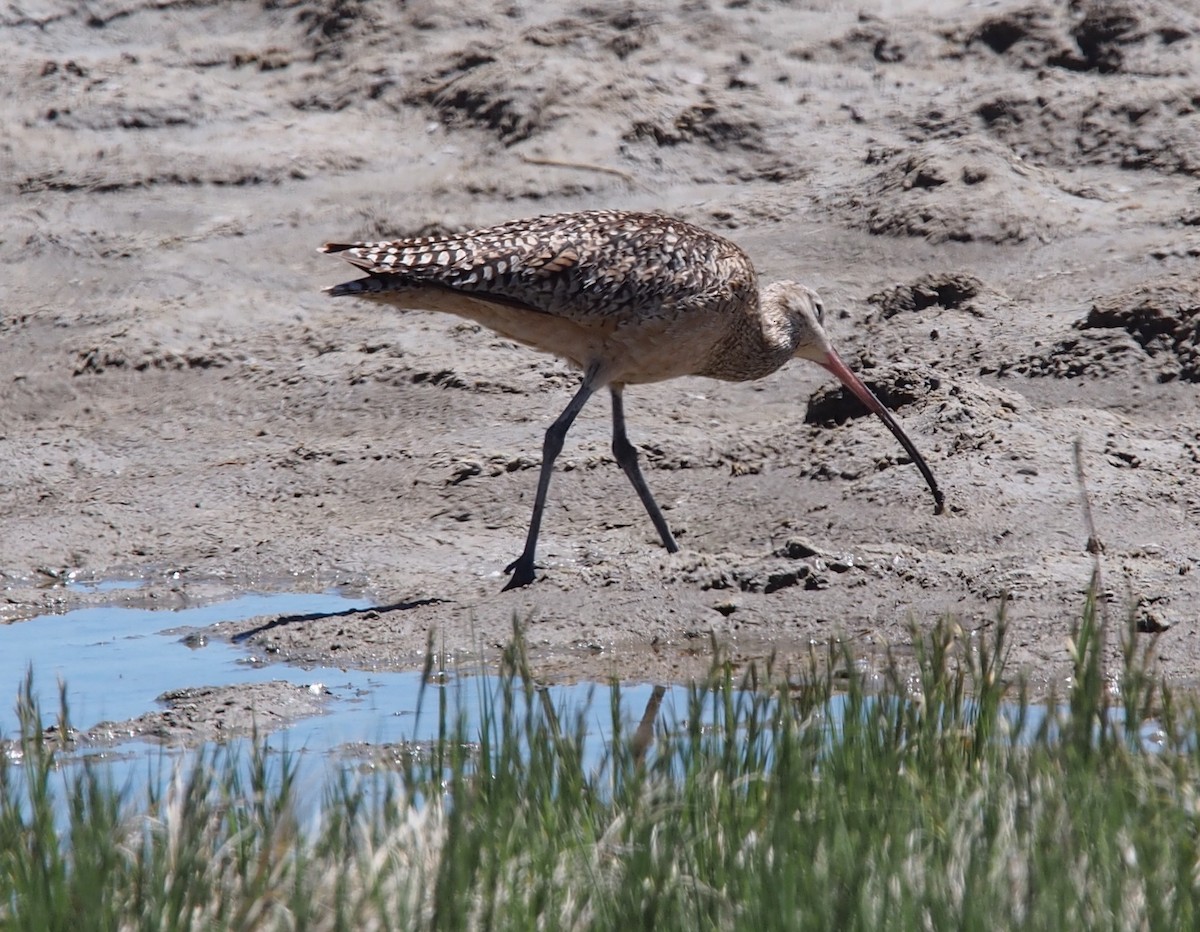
[761,281,836,365]
[763,280,945,515]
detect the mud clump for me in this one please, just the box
[834,138,1081,244]
[964,0,1196,75]
[74,342,232,375]
[995,330,1144,380]
[972,86,1200,177]
[414,56,573,145]
[869,273,985,318]
[998,280,1200,381]
[626,97,766,153]
[1078,281,1200,382]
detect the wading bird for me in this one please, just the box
[321,210,943,590]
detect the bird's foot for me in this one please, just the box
[501,555,538,591]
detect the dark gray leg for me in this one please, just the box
[610,385,679,553]
[503,375,598,591]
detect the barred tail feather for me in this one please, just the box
[325,275,403,297]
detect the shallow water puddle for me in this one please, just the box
[0,591,690,778]
[0,591,1165,800]
[0,592,373,731]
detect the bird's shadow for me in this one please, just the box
[231,598,449,644]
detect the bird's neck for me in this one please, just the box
[697,302,794,383]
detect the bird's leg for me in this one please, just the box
[502,375,598,591]
[610,385,679,554]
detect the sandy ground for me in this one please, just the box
[3,0,1200,731]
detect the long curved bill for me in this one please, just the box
[819,351,945,515]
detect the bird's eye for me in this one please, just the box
[813,300,825,323]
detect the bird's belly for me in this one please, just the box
[474,303,723,385]
[601,313,725,384]
[378,291,722,385]
[440,297,613,371]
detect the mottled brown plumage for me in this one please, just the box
[321,209,943,590]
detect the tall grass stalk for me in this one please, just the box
[2,602,1199,930]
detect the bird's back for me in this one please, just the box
[322,209,757,325]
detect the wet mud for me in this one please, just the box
[3,0,1200,736]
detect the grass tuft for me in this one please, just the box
[3,599,1200,929]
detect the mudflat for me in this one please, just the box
[4,0,1199,704]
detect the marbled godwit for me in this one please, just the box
[321,209,944,590]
